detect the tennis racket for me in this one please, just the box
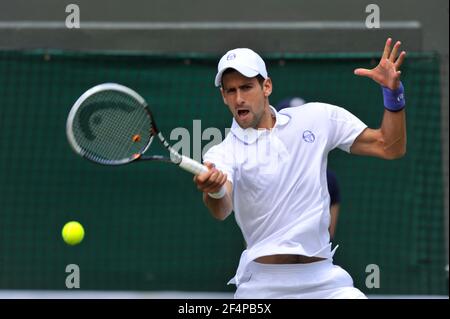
[66,83,226,198]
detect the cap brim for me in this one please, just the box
[214,65,259,87]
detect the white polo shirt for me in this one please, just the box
[203,103,367,285]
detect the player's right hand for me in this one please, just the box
[193,161,228,194]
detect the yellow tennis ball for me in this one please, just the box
[62,221,85,246]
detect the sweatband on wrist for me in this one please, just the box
[382,82,406,112]
[208,187,227,199]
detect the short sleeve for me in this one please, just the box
[203,143,235,185]
[324,104,368,153]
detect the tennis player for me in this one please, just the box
[194,38,406,299]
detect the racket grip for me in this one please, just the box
[179,155,208,175]
[179,156,227,199]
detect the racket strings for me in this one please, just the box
[82,97,130,160]
[121,107,152,159]
[74,94,121,160]
[93,99,142,160]
[95,92,150,160]
[72,90,152,163]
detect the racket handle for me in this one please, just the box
[179,155,208,175]
[179,156,227,199]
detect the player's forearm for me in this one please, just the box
[203,185,233,221]
[379,108,407,159]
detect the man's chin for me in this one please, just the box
[234,115,255,129]
[235,120,252,129]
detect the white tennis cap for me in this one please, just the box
[214,48,268,87]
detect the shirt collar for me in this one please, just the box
[230,105,291,144]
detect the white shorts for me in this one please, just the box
[234,259,367,299]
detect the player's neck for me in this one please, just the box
[256,105,276,130]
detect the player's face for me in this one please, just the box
[221,71,272,129]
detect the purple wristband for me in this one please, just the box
[382,82,405,112]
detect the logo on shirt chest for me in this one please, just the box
[302,130,315,143]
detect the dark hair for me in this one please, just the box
[221,68,265,88]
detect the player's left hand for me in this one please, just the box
[354,38,406,90]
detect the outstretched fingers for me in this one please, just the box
[395,51,406,69]
[354,68,372,78]
[354,38,406,88]
[389,41,401,62]
[382,38,393,60]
